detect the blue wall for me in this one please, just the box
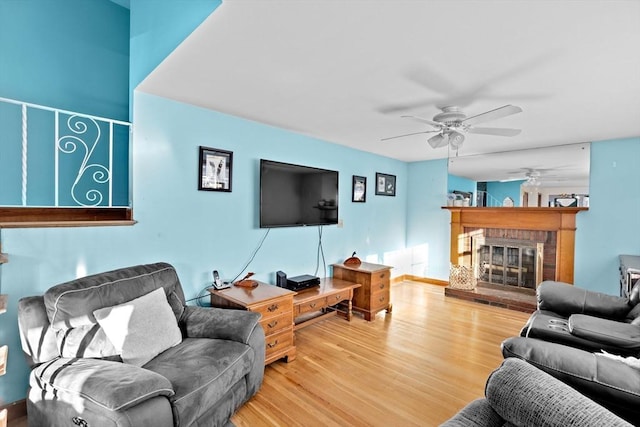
[487,180,524,207]
[0,0,130,120]
[574,137,640,293]
[407,160,450,278]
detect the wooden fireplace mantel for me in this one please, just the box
[443,207,588,284]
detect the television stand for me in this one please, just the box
[293,278,361,330]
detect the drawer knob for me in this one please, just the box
[267,320,278,328]
[379,273,385,278]
[267,304,279,312]
[379,296,385,302]
[267,340,279,349]
[379,283,385,289]
[335,295,341,300]
[310,303,317,308]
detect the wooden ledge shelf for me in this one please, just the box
[0,207,135,228]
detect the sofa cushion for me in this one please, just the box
[44,262,185,358]
[144,337,256,427]
[31,357,174,412]
[94,288,183,366]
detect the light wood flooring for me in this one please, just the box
[231,281,530,426]
[11,281,530,427]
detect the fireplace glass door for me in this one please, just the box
[478,243,537,289]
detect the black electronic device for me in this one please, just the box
[285,274,320,291]
[276,270,287,288]
[211,270,231,290]
[259,159,339,228]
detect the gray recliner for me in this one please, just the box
[441,357,632,426]
[519,280,640,355]
[18,262,265,427]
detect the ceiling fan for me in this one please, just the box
[381,104,522,151]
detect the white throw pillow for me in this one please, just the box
[93,287,182,366]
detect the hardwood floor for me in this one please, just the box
[11,281,530,427]
[231,281,530,426]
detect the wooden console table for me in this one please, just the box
[332,262,393,321]
[293,278,361,330]
[209,282,296,365]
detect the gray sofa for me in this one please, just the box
[18,262,265,427]
[441,357,632,426]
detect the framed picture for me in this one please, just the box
[375,172,396,196]
[198,146,233,192]
[352,175,367,202]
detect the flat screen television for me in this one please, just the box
[260,159,339,228]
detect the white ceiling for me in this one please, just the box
[138,0,640,184]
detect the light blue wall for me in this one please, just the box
[448,174,476,205]
[574,137,640,293]
[406,160,450,279]
[487,180,524,206]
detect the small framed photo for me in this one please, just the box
[375,172,396,196]
[352,175,367,202]
[198,146,233,192]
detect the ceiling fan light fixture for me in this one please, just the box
[449,131,465,149]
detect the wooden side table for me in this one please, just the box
[293,278,361,330]
[332,262,393,321]
[209,282,296,365]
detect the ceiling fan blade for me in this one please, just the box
[428,133,449,149]
[463,105,522,126]
[377,98,433,114]
[467,127,522,137]
[380,130,436,141]
[401,115,442,128]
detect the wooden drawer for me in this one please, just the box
[265,329,294,358]
[252,298,293,318]
[296,297,325,316]
[371,270,390,287]
[370,290,390,312]
[370,279,389,294]
[260,311,292,335]
[326,290,350,306]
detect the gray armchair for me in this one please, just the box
[520,280,640,355]
[441,357,632,427]
[18,262,265,427]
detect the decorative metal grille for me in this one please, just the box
[0,97,131,208]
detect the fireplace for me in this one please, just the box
[443,207,586,311]
[444,207,586,284]
[473,237,544,289]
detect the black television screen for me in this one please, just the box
[260,159,339,228]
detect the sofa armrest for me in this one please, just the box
[180,306,261,344]
[18,296,59,366]
[440,398,504,427]
[537,281,631,318]
[502,336,640,423]
[485,357,632,427]
[569,314,640,350]
[32,358,174,411]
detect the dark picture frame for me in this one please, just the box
[352,175,367,202]
[198,146,233,192]
[375,172,396,196]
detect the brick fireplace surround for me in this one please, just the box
[443,207,588,312]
